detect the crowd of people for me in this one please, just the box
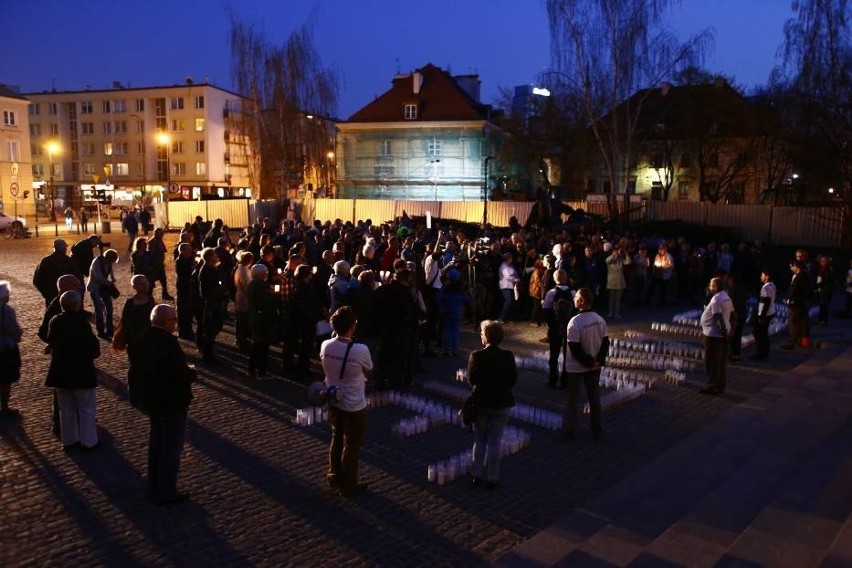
[1,210,848,499]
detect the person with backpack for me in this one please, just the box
[542,269,574,389]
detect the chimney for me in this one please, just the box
[660,82,671,96]
[412,72,423,95]
[186,76,194,85]
[454,75,481,102]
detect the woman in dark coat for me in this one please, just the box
[247,264,277,378]
[466,319,517,489]
[115,275,155,408]
[0,281,23,415]
[46,291,101,449]
[292,264,325,382]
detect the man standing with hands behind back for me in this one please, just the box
[699,277,734,395]
[563,287,609,442]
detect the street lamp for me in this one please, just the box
[156,131,171,229]
[45,140,61,236]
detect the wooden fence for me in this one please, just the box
[155,198,844,248]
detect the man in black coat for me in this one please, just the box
[373,268,418,390]
[33,240,81,307]
[781,260,812,350]
[131,304,196,506]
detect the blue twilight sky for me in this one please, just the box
[0,0,793,118]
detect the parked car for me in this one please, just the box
[0,212,27,238]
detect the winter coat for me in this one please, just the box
[45,311,100,389]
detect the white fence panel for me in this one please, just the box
[205,199,249,229]
[397,201,441,219]
[167,201,204,228]
[706,205,772,242]
[355,200,396,224]
[771,207,843,248]
[313,199,355,223]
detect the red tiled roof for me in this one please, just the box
[347,63,492,123]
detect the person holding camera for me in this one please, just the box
[130,304,196,506]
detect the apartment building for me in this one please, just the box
[25,80,255,209]
[0,85,33,217]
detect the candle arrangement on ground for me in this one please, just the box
[425,427,531,485]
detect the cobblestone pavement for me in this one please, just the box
[0,231,836,567]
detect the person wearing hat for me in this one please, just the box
[782,260,812,349]
[87,249,120,339]
[33,239,82,308]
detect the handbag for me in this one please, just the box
[459,393,477,426]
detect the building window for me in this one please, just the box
[83,163,97,175]
[170,97,184,110]
[102,101,111,113]
[425,163,444,177]
[104,142,114,156]
[172,162,186,175]
[171,141,184,154]
[114,142,128,155]
[378,140,391,156]
[7,140,19,162]
[195,118,205,132]
[2,110,17,126]
[29,124,42,136]
[48,102,58,114]
[49,123,59,135]
[114,121,127,134]
[81,101,93,114]
[81,122,94,135]
[196,162,207,176]
[31,144,43,157]
[29,104,40,115]
[114,163,129,176]
[135,99,145,112]
[81,143,95,156]
[374,164,394,177]
[678,182,690,200]
[195,95,205,109]
[195,140,205,153]
[171,118,186,131]
[113,100,127,113]
[427,139,442,157]
[103,122,112,134]
[51,163,61,177]
[137,141,146,154]
[32,164,44,177]
[135,120,145,133]
[404,104,417,120]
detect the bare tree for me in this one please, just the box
[547,0,711,221]
[229,13,339,200]
[773,0,850,242]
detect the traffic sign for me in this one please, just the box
[9,182,19,198]
[169,183,180,194]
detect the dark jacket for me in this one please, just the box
[45,311,100,389]
[466,344,517,409]
[131,326,195,416]
[33,252,80,302]
[247,279,278,343]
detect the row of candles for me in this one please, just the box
[587,382,645,414]
[426,428,532,485]
[611,337,704,359]
[294,406,328,426]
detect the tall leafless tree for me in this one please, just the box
[229,13,339,200]
[546,0,711,220]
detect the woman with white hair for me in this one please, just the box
[46,291,101,449]
[0,281,23,415]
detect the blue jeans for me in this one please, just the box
[90,287,114,336]
[472,407,510,481]
[441,316,461,353]
[499,289,514,321]
[148,410,188,500]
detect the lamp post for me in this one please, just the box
[156,131,171,229]
[45,140,61,236]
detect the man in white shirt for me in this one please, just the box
[751,269,776,360]
[320,306,373,498]
[699,277,734,395]
[498,252,519,321]
[563,287,609,442]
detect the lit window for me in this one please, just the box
[196,162,207,176]
[428,139,442,157]
[104,142,114,156]
[170,97,185,110]
[2,110,17,126]
[379,140,391,156]
[114,163,129,176]
[404,104,417,120]
[195,118,205,132]
[195,96,205,109]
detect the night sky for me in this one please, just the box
[0,0,792,118]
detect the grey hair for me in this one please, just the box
[150,303,176,327]
[59,290,81,312]
[250,264,268,280]
[333,260,350,276]
[0,280,10,302]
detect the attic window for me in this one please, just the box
[404,104,417,120]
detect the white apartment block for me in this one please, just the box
[0,85,34,218]
[25,80,255,208]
